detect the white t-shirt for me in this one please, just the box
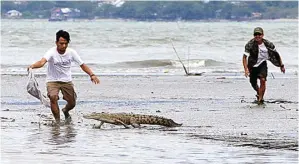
[43,47,84,82]
[253,43,269,67]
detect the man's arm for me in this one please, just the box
[80,64,100,84]
[276,46,285,72]
[267,40,285,73]
[28,58,47,71]
[242,55,249,78]
[278,55,285,73]
[243,41,252,78]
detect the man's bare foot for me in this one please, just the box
[62,108,72,124]
[52,119,61,126]
[62,108,70,118]
[257,99,265,105]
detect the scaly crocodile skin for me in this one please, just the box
[83,112,182,128]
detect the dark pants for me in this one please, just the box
[249,61,268,92]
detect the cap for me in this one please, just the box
[254,27,263,35]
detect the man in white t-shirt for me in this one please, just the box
[28,30,100,124]
[242,27,285,105]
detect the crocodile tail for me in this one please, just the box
[164,119,182,127]
[148,116,182,127]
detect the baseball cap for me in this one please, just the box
[254,27,263,35]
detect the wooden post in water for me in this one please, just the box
[170,40,189,75]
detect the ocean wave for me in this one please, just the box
[111,59,173,68]
[105,59,230,68]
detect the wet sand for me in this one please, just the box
[1,74,298,163]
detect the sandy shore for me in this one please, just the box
[1,74,298,163]
[2,74,298,147]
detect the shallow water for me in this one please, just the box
[1,123,298,164]
[1,19,298,76]
[1,18,298,163]
[1,75,298,163]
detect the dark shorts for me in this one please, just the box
[46,81,77,102]
[250,61,268,81]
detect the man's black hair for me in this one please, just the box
[56,30,71,43]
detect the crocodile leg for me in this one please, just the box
[115,119,130,128]
[130,118,141,128]
[93,121,104,129]
[131,123,141,128]
[98,121,104,128]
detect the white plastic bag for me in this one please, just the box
[27,69,50,108]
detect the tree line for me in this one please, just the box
[1,1,298,20]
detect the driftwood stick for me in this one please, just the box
[170,40,189,75]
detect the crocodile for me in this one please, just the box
[83,112,182,128]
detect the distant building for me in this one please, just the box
[49,7,81,21]
[112,0,125,7]
[13,1,24,5]
[5,10,22,18]
[49,8,66,21]
[97,0,125,7]
[251,12,262,19]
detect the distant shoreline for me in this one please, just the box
[1,18,298,23]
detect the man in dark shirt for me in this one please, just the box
[242,27,285,105]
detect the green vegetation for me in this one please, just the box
[1,1,298,20]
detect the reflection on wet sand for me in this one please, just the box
[1,75,298,163]
[48,125,77,145]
